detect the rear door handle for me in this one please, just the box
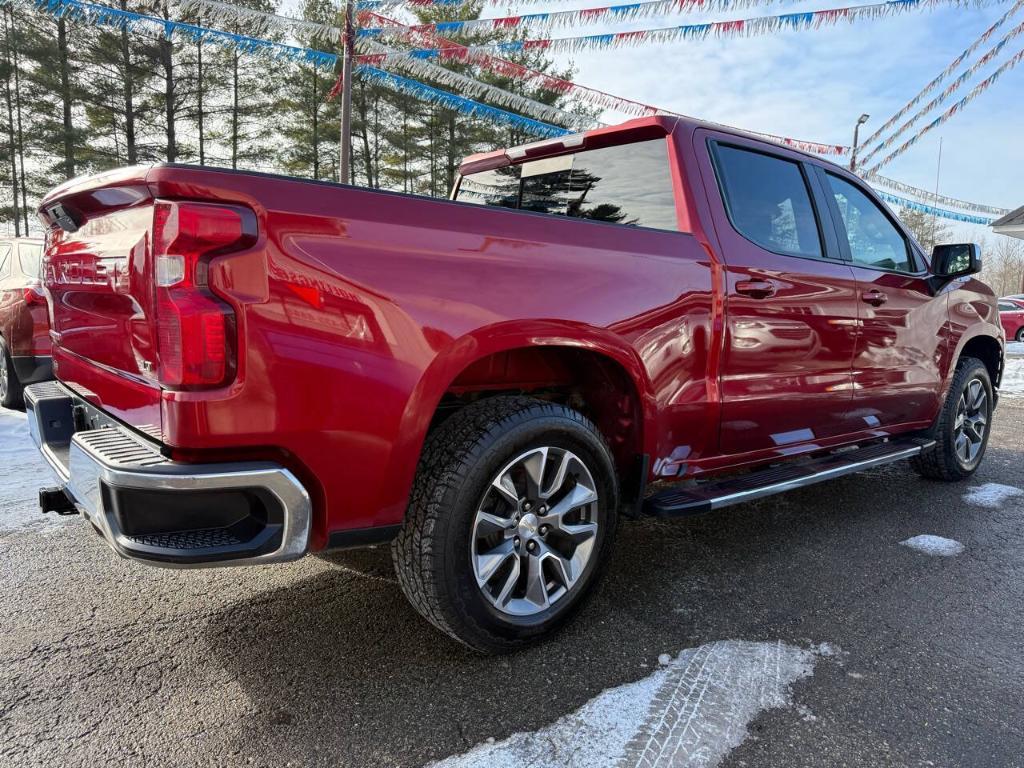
[861,289,888,306]
[735,279,777,298]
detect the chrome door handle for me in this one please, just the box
[735,279,777,298]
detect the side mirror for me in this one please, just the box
[932,243,981,278]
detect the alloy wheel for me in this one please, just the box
[953,378,988,466]
[471,446,600,617]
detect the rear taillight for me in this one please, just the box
[22,284,46,306]
[151,200,254,390]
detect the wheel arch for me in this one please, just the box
[378,322,658,525]
[950,331,1003,394]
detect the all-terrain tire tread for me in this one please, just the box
[910,356,990,481]
[391,395,616,653]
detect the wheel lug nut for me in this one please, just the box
[523,502,532,511]
[540,525,549,535]
[514,537,521,548]
[527,541,537,552]
[538,505,547,514]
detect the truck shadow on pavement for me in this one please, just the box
[200,453,1023,767]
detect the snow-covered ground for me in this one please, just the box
[0,409,67,535]
[1004,342,1024,399]
[900,535,964,557]
[963,482,1024,509]
[431,640,823,768]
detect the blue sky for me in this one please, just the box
[475,0,1022,241]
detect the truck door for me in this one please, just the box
[695,132,860,456]
[812,168,945,429]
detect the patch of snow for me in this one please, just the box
[814,642,843,658]
[430,640,820,768]
[796,704,818,723]
[1006,341,1024,357]
[963,482,1024,509]
[1001,353,1024,398]
[0,408,65,535]
[657,653,672,667]
[900,535,964,557]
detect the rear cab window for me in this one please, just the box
[454,139,679,231]
[710,143,824,259]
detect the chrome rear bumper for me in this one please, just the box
[25,381,311,568]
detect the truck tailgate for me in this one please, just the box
[39,167,163,437]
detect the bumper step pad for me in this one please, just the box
[23,381,312,568]
[644,438,934,517]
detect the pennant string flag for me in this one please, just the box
[357,10,666,117]
[355,39,600,128]
[23,0,338,66]
[358,0,997,54]
[19,0,1004,209]
[744,130,847,155]
[858,18,1024,166]
[860,0,1024,148]
[173,0,342,43]
[17,0,574,137]
[865,172,1010,216]
[363,0,804,35]
[170,0,603,126]
[358,66,570,137]
[356,0,789,9]
[867,47,1024,172]
[360,13,848,155]
[875,189,995,225]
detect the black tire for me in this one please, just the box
[1016,327,1024,343]
[391,396,619,653]
[911,356,993,481]
[0,338,24,410]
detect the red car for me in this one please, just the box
[998,298,1024,342]
[26,116,1004,651]
[0,237,50,409]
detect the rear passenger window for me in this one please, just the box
[456,139,679,231]
[826,174,914,273]
[18,243,43,278]
[712,145,823,259]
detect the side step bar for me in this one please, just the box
[643,438,934,517]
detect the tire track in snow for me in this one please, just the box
[429,640,821,768]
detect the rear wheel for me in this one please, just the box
[1016,327,1024,343]
[0,339,24,410]
[911,356,993,481]
[392,396,619,653]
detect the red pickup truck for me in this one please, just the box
[27,116,1004,652]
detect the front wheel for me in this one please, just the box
[392,396,619,653]
[911,356,993,481]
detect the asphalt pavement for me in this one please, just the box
[1,399,1022,767]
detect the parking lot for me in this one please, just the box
[2,365,1023,766]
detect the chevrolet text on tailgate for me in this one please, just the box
[28,116,1004,652]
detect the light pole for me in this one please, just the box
[339,0,355,185]
[849,113,870,172]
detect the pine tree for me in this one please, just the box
[278,0,341,180]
